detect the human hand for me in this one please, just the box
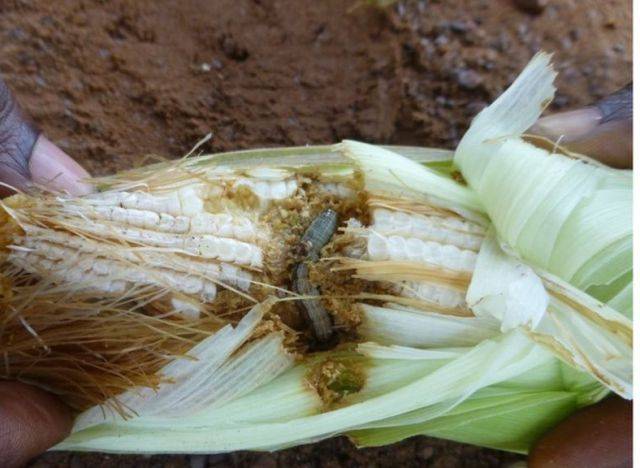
[0,76,89,467]
[528,85,633,468]
[0,76,91,196]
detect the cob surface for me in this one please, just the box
[0,53,631,454]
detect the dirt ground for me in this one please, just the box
[0,0,631,466]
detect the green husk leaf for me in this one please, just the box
[350,390,578,453]
[341,140,485,218]
[73,299,294,431]
[454,52,632,316]
[359,303,500,347]
[59,331,549,453]
[467,230,548,331]
[467,231,631,398]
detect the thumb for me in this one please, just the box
[0,381,73,468]
[530,83,632,168]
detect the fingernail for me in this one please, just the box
[29,136,92,195]
[597,82,632,124]
[530,107,602,142]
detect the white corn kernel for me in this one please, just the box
[233,178,298,201]
[177,186,205,216]
[67,195,265,243]
[318,183,356,199]
[219,263,253,291]
[170,297,202,320]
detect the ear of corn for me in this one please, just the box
[0,52,630,455]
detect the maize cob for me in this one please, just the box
[0,53,631,455]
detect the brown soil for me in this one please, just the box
[0,0,630,466]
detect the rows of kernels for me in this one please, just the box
[15,235,254,291]
[10,246,218,297]
[185,236,262,266]
[45,221,263,267]
[67,170,300,243]
[89,205,190,232]
[367,234,477,272]
[85,185,205,217]
[74,206,263,243]
[8,254,123,296]
[9,249,219,301]
[371,209,484,251]
[6,170,326,321]
[190,214,262,241]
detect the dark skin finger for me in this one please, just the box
[0,381,73,468]
[530,83,632,168]
[529,396,632,468]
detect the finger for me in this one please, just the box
[530,84,632,168]
[29,135,92,196]
[0,77,91,195]
[529,396,632,468]
[0,381,73,468]
[559,118,632,169]
[530,107,602,141]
